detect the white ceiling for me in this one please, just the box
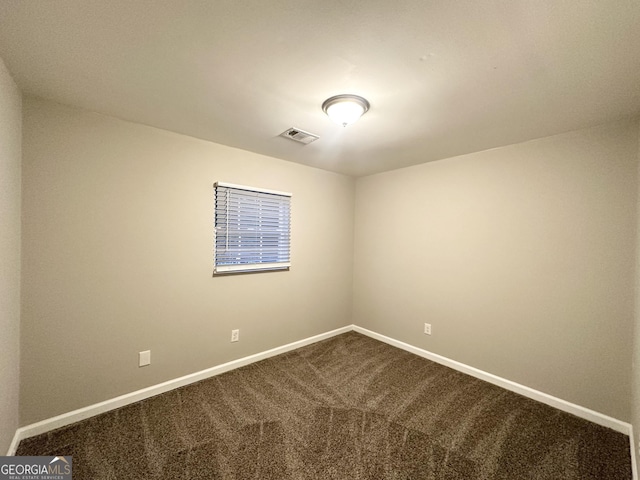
[1,1,639,177]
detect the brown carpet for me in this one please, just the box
[16,331,631,479]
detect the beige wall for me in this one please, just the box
[21,96,355,425]
[0,58,21,452]
[353,120,639,421]
[633,120,640,467]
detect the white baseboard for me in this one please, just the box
[630,423,638,480]
[9,325,352,452]
[6,429,23,456]
[8,322,635,480]
[353,326,631,435]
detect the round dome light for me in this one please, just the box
[322,94,370,127]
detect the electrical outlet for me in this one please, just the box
[231,329,239,342]
[139,350,151,367]
[424,323,432,335]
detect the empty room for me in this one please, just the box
[1,1,640,479]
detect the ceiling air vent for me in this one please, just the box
[280,127,319,145]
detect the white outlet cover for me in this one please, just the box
[139,350,151,367]
[231,329,239,342]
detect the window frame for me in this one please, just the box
[213,182,291,275]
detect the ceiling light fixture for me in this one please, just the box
[322,94,370,127]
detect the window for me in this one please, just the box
[214,182,291,274]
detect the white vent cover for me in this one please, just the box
[280,127,319,144]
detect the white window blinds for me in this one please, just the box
[214,182,291,274]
